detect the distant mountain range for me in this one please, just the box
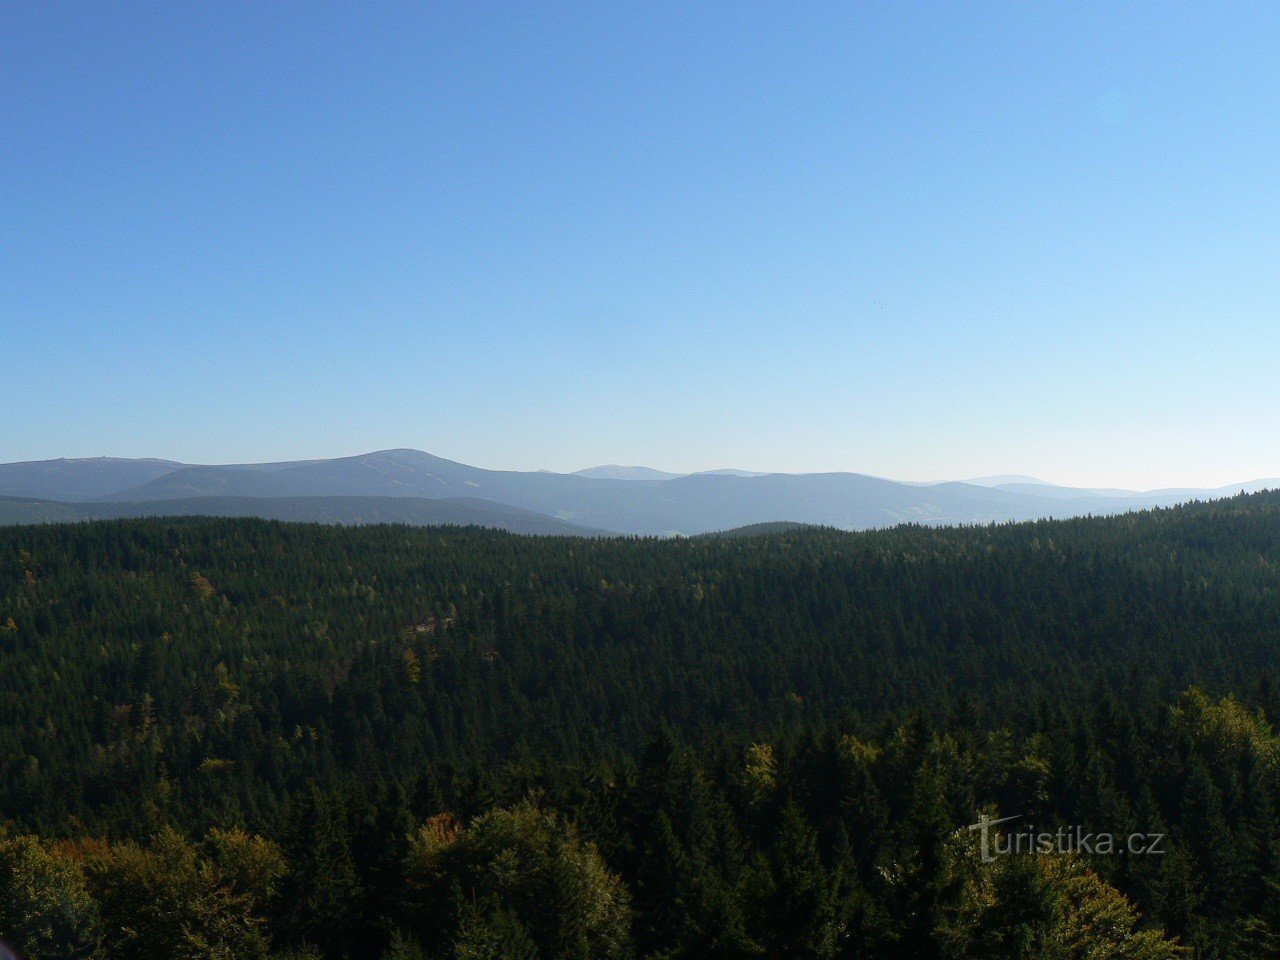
[0,449,1273,536]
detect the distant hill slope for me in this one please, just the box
[104,454,1087,532]
[573,465,683,481]
[0,449,1273,535]
[0,495,602,536]
[0,456,182,501]
[700,521,822,538]
[988,478,1280,506]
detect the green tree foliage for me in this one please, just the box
[402,802,630,960]
[745,803,841,959]
[277,786,361,959]
[943,837,1185,960]
[0,832,101,960]
[452,901,539,960]
[79,827,282,960]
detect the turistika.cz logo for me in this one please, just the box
[967,813,1166,864]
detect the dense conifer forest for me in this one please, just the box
[4,493,1280,957]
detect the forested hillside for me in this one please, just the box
[3,495,1280,958]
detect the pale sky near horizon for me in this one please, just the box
[3,2,1278,488]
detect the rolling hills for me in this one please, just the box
[0,449,1273,535]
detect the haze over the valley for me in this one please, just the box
[1,449,1272,537]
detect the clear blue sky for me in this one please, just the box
[4,2,1278,487]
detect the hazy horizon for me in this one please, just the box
[0,445,1275,494]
